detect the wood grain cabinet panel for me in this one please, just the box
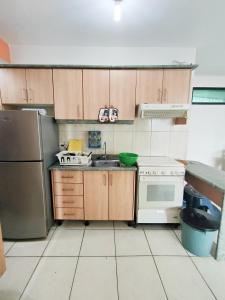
[84,171,108,220]
[0,68,27,104]
[83,69,109,120]
[53,69,83,119]
[55,208,84,220]
[26,69,53,104]
[110,70,136,120]
[162,69,191,104]
[53,170,83,184]
[54,183,83,196]
[109,171,135,220]
[0,225,6,277]
[136,69,163,104]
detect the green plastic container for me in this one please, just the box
[119,152,138,166]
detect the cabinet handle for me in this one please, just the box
[162,88,167,102]
[63,201,74,204]
[157,89,161,102]
[61,176,74,179]
[22,88,28,101]
[62,188,74,191]
[63,213,75,216]
[109,174,113,186]
[77,105,80,118]
[103,174,107,186]
[27,88,33,102]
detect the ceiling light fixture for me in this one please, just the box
[114,0,122,22]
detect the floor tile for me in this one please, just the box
[115,230,150,256]
[6,229,55,257]
[117,256,166,300]
[0,257,39,300]
[43,229,83,256]
[192,257,225,300]
[60,221,85,229]
[21,257,77,300]
[155,256,215,300]
[114,221,142,230]
[70,257,117,300]
[145,230,187,255]
[86,221,113,229]
[3,241,15,254]
[80,230,115,256]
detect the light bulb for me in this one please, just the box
[114,1,122,22]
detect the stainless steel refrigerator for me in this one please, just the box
[0,110,59,239]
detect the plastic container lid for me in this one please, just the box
[180,208,220,231]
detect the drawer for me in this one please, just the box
[54,183,83,196]
[55,208,84,220]
[53,170,83,184]
[54,196,83,208]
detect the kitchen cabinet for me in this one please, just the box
[0,68,53,105]
[110,70,136,120]
[0,225,6,277]
[51,170,84,220]
[83,69,109,120]
[136,69,191,104]
[0,68,27,104]
[109,171,135,220]
[53,69,83,119]
[84,171,108,220]
[136,69,163,104]
[162,69,191,104]
[26,69,53,104]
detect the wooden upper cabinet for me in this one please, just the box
[0,225,6,277]
[83,69,109,120]
[136,69,163,104]
[0,68,27,104]
[84,171,108,220]
[110,70,136,120]
[109,171,135,221]
[26,69,53,104]
[53,69,83,119]
[162,69,191,104]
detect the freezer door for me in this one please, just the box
[0,111,42,161]
[0,162,49,239]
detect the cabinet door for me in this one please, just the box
[162,69,191,104]
[53,69,83,119]
[110,70,136,120]
[84,171,108,220]
[136,70,163,104]
[0,225,5,277]
[0,68,27,104]
[83,69,109,120]
[26,69,54,104]
[109,171,135,220]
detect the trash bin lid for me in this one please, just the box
[180,208,220,231]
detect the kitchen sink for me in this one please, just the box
[92,159,120,167]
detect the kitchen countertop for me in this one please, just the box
[49,162,137,171]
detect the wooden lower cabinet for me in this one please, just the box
[84,171,109,220]
[109,171,135,220]
[0,225,6,277]
[51,170,136,221]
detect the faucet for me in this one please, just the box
[103,141,107,159]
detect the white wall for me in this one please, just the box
[187,75,225,169]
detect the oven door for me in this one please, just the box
[138,175,184,209]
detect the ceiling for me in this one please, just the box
[0,0,224,75]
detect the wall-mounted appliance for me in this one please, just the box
[138,104,189,119]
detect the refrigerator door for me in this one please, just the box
[0,111,42,161]
[0,162,48,239]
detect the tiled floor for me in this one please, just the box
[1,221,224,300]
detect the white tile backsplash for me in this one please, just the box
[58,119,188,159]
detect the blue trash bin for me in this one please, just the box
[180,208,219,256]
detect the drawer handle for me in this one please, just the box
[63,201,74,204]
[61,176,74,179]
[64,213,76,216]
[62,188,74,191]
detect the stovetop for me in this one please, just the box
[137,156,184,168]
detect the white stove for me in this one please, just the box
[136,156,185,224]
